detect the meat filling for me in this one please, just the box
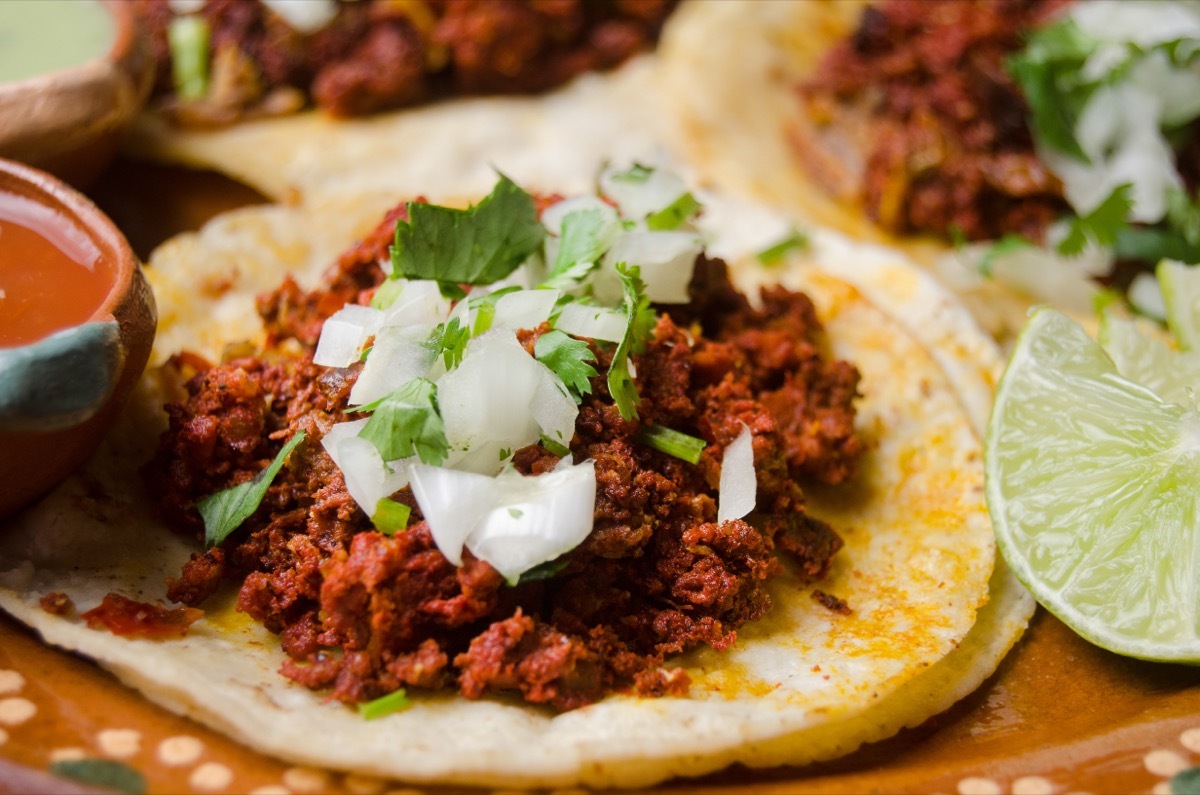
[145,201,863,712]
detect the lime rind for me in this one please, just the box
[1158,258,1200,352]
[987,306,1200,662]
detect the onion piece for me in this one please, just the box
[322,420,412,515]
[380,279,453,328]
[410,459,596,581]
[313,305,384,368]
[261,0,338,32]
[599,165,689,222]
[437,330,578,474]
[599,230,701,304]
[348,324,439,407]
[541,196,619,235]
[553,302,626,342]
[492,288,561,331]
[717,423,756,524]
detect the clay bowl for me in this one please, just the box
[0,158,156,517]
[0,0,155,188]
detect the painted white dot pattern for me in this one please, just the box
[1145,748,1189,777]
[97,728,141,759]
[1152,782,1173,795]
[957,777,1003,795]
[1181,727,1200,753]
[1012,775,1055,795]
[0,697,36,726]
[157,735,204,766]
[344,772,387,794]
[189,761,234,791]
[0,671,25,695]
[283,766,331,792]
[248,787,291,795]
[49,747,87,762]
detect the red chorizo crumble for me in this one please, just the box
[81,593,205,639]
[798,0,1074,243]
[133,0,677,127]
[812,590,852,616]
[143,199,864,712]
[39,592,74,617]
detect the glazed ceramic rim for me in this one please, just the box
[0,156,137,330]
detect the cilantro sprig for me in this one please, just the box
[198,431,307,548]
[356,378,449,465]
[541,209,611,289]
[390,174,545,300]
[535,330,598,404]
[1058,184,1135,256]
[608,263,657,421]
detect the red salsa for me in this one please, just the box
[0,192,113,347]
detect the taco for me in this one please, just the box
[659,0,1200,342]
[131,0,676,127]
[0,168,1031,789]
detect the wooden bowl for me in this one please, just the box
[0,158,156,517]
[0,0,154,188]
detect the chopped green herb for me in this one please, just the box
[1007,17,1100,161]
[358,378,448,465]
[755,228,810,265]
[358,689,411,720]
[390,174,544,299]
[542,209,609,289]
[609,263,657,421]
[468,286,521,336]
[198,431,307,549]
[514,556,571,584]
[1058,184,1134,256]
[427,317,469,370]
[168,16,210,102]
[636,424,707,464]
[359,344,373,362]
[371,278,406,309]
[540,435,571,457]
[534,330,597,404]
[608,163,653,183]
[372,498,411,535]
[978,233,1034,277]
[50,759,146,795]
[507,507,524,519]
[1170,765,1200,795]
[646,192,702,231]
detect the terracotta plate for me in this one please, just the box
[2,160,1199,795]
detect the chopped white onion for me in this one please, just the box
[437,331,577,474]
[599,230,702,304]
[410,459,596,581]
[541,196,620,235]
[168,0,205,13]
[553,302,627,342]
[321,420,411,515]
[313,304,384,368]
[348,324,439,407]
[599,165,689,221]
[261,0,338,32]
[717,423,756,524]
[1128,272,1167,321]
[380,279,453,328]
[492,288,561,331]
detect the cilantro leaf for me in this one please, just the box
[50,759,146,795]
[756,228,810,265]
[608,163,653,183]
[542,210,609,289]
[608,263,657,421]
[1057,184,1134,256]
[534,329,598,403]
[198,431,307,548]
[646,192,702,231]
[168,16,210,102]
[357,378,448,465]
[1007,17,1100,162]
[390,174,544,298]
[358,689,411,720]
[468,286,521,335]
[978,233,1034,277]
[426,317,469,369]
[372,497,411,535]
[514,556,570,584]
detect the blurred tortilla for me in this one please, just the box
[657,0,1084,344]
[0,188,1032,788]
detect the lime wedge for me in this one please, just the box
[986,306,1200,661]
[1099,312,1200,406]
[1158,259,1200,351]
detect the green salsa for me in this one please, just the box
[0,0,115,83]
